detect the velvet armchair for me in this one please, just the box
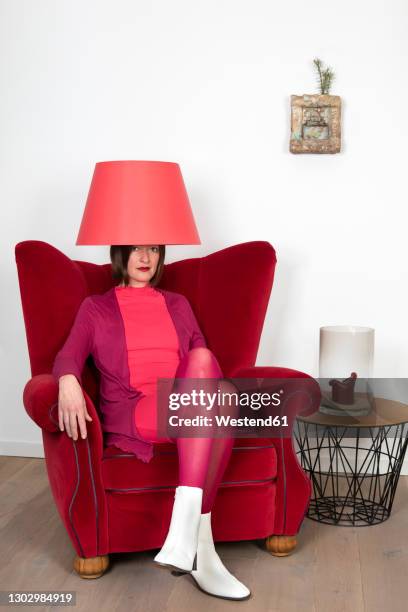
[15,239,321,579]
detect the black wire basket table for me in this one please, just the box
[294,396,408,526]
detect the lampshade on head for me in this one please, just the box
[76,160,201,246]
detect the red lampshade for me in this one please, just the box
[76,160,201,245]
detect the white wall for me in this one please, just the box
[1,0,407,458]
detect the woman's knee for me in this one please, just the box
[188,346,212,361]
[187,347,219,374]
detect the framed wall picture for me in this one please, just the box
[290,94,341,154]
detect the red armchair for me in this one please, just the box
[15,239,321,579]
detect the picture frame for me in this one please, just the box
[290,94,341,154]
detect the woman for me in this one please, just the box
[53,244,251,601]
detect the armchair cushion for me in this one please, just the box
[102,438,278,492]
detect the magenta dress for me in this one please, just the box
[105,284,180,450]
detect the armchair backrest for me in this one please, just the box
[15,240,277,391]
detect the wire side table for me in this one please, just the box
[294,397,408,526]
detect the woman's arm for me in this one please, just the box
[52,297,95,385]
[182,296,207,349]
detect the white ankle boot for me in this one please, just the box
[154,485,203,572]
[189,512,251,600]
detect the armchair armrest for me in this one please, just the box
[229,365,321,536]
[23,374,63,432]
[230,365,321,417]
[23,374,108,559]
[23,374,102,435]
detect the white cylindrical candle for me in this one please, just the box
[319,325,375,379]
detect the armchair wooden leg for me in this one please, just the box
[73,555,110,579]
[265,535,297,557]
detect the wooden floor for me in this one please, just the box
[1,456,407,612]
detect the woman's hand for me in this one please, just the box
[57,374,93,440]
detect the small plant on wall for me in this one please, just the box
[290,58,341,154]
[313,58,335,94]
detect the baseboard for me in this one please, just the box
[0,440,45,458]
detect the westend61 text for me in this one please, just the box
[168,390,283,411]
[168,415,288,427]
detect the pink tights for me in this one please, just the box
[136,347,237,513]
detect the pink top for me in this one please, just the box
[104,284,180,452]
[115,284,180,391]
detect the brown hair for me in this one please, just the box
[110,245,166,287]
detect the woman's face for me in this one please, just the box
[126,245,160,287]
